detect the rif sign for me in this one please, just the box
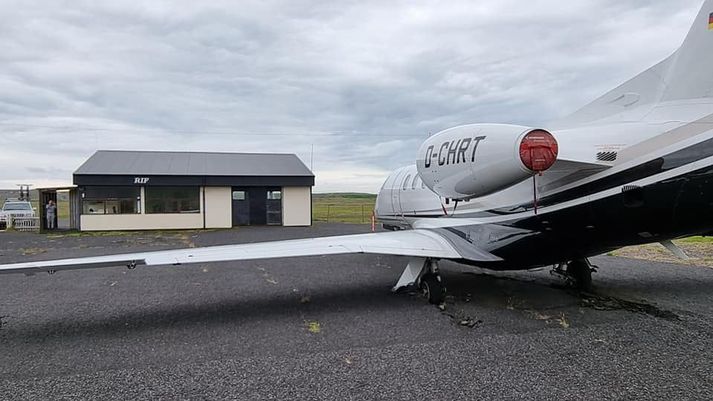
[134,177,150,184]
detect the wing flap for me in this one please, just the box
[0,229,499,275]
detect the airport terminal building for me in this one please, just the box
[72,150,314,231]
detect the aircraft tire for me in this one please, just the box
[420,273,445,304]
[567,259,593,292]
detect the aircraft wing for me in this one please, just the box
[0,229,500,275]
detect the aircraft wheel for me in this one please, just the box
[567,259,593,292]
[420,273,445,304]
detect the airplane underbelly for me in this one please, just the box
[446,165,713,270]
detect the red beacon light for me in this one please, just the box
[519,129,558,173]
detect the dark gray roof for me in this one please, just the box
[75,150,314,177]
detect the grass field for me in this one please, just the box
[613,235,713,268]
[312,193,376,224]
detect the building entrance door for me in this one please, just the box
[231,189,250,226]
[265,188,282,225]
[40,191,58,231]
[231,187,282,226]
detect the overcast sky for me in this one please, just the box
[0,0,703,192]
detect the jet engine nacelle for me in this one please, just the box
[417,124,558,200]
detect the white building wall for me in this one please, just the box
[204,186,232,228]
[80,213,204,231]
[282,186,311,226]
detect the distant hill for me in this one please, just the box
[313,193,376,200]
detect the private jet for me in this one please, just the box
[2,0,713,304]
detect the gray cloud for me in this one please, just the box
[0,0,702,191]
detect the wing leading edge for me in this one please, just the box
[0,229,501,275]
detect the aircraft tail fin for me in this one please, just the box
[662,0,713,101]
[558,0,713,125]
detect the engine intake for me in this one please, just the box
[417,124,558,200]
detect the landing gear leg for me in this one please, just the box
[392,257,446,304]
[552,258,595,292]
[563,258,594,292]
[568,258,594,292]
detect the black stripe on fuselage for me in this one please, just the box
[440,162,713,270]
[454,135,713,218]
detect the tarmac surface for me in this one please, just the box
[1,223,713,400]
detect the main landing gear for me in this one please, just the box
[552,258,595,292]
[392,258,446,304]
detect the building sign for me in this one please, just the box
[134,177,150,184]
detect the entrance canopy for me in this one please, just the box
[36,186,79,231]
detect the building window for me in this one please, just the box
[146,187,200,214]
[267,190,281,200]
[232,191,246,200]
[82,186,140,215]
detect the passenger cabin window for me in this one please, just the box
[402,175,411,190]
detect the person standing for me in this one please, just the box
[45,200,57,230]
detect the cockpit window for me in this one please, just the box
[402,175,411,190]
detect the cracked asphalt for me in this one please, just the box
[1,223,712,400]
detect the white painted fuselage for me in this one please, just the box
[375,98,713,231]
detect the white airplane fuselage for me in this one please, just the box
[375,98,713,269]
